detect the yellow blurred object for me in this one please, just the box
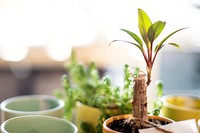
[161,94,200,123]
[74,102,120,133]
[74,101,101,133]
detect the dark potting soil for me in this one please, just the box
[107,119,132,133]
[107,118,171,133]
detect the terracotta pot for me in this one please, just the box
[103,114,174,133]
[161,94,200,123]
[74,101,120,133]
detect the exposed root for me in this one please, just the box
[124,117,172,133]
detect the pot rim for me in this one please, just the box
[103,114,174,133]
[1,115,78,133]
[161,94,200,112]
[0,95,65,114]
[103,114,132,133]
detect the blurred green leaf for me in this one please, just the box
[55,51,133,133]
[168,43,180,48]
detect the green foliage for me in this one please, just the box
[138,8,152,46]
[54,8,187,132]
[137,8,186,55]
[152,108,160,116]
[155,80,164,98]
[110,8,187,86]
[152,80,164,116]
[55,50,133,133]
[81,122,95,133]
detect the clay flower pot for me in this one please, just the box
[103,114,174,133]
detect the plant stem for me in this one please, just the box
[133,73,148,121]
[146,66,152,86]
[140,74,148,121]
[132,75,141,119]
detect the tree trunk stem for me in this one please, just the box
[132,73,148,121]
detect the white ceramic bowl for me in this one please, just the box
[0,95,65,122]
[1,115,78,133]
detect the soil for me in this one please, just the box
[107,117,172,133]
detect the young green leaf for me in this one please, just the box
[121,29,143,47]
[148,21,166,44]
[109,40,143,52]
[154,44,164,52]
[154,27,187,52]
[155,42,180,52]
[138,8,152,46]
[168,43,180,48]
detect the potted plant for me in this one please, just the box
[103,8,186,133]
[55,50,134,133]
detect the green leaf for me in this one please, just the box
[168,43,180,48]
[152,108,160,116]
[155,27,187,52]
[155,43,180,52]
[155,80,163,98]
[121,29,143,47]
[138,8,152,46]
[109,40,143,51]
[148,21,166,44]
[154,44,164,52]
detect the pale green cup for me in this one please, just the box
[0,115,78,133]
[0,95,65,123]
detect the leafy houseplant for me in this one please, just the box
[103,8,187,132]
[55,50,133,133]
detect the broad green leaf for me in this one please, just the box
[138,8,152,46]
[155,27,187,52]
[121,29,143,47]
[148,21,166,43]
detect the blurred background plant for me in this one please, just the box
[152,80,164,116]
[54,50,133,133]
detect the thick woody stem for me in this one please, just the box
[140,74,148,121]
[133,73,148,122]
[132,75,141,118]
